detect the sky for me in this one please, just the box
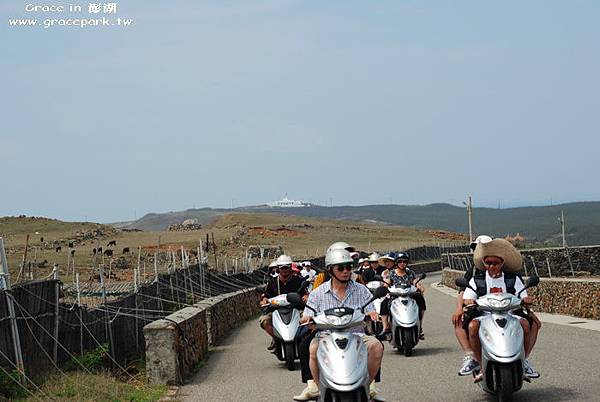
[1,0,599,222]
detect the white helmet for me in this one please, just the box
[268,260,277,268]
[326,241,355,254]
[367,252,380,262]
[470,235,493,251]
[325,248,354,267]
[275,254,293,267]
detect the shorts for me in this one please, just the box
[259,312,272,328]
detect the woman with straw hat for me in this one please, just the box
[462,238,541,381]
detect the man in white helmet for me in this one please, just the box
[260,254,308,351]
[294,244,386,401]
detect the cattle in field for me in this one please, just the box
[122,247,130,255]
[92,248,97,255]
[68,241,74,248]
[97,247,103,254]
[55,246,62,252]
[104,249,113,257]
[107,240,117,247]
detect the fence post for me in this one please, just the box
[0,238,26,385]
[133,268,139,353]
[75,272,84,357]
[53,264,60,364]
[99,261,115,369]
[545,257,553,278]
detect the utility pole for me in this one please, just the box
[463,195,473,243]
[558,210,567,248]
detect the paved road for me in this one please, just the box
[180,272,600,401]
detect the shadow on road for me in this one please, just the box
[512,386,581,401]
[396,346,453,356]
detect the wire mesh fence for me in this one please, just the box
[0,263,269,383]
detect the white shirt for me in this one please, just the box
[463,271,527,300]
[300,268,316,282]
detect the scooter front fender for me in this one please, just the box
[317,332,369,392]
[479,314,524,363]
[272,309,301,342]
[390,297,419,327]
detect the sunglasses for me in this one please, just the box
[335,263,354,272]
[396,260,408,264]
[482,259,503,267]
[279,265,292,270]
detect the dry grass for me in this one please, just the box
[1,213,460,284]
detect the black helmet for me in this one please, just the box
[395,252,410,262]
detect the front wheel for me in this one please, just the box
[495,364,514,402]
[284,342,296,371]
[401,328,414,357]
[328,389,368,402]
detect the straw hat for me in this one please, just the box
[473,238,523,273]
[378,252,396,265]
[367,252,381,262]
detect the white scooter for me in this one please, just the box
[366,279,386,335]
[287,287,389,402]
[265,293,304,370]
[455,276,540,402]
[388,272,426,356]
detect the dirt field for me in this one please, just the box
[0,214,467,285]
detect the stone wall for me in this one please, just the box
[411,260,442,274]
[443,245,600,277]
[144,287,262,385]
[441,268,600,320]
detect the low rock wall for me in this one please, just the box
[144,287,261,385]
[443,245,600,277]
[411,260,442,274]
[441,268,600,320]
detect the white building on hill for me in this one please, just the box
[267,196,309,208]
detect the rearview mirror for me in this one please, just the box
[373,286,389,299]
[455,278,471,289]
[526,276,540,288]
[286,292,304,307]
[373,275,384,282]
[419,273,426,281]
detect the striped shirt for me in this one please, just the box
[303,280,375,321]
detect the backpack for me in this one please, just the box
[473,269,519,297]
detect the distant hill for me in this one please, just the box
[119,202,600,246]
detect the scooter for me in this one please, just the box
[265,293,304,370]
[366,279,386,335]
[455,276,540,402]
[287,287,389,402]
[388,272,426,356]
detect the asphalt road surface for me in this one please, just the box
[180,272,600,401]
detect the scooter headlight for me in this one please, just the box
[488,297,511,309]
[328,314,352,326]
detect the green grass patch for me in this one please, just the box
[17,371,168,402]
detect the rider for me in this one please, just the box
[462,238,541,381]
[453,235,492,376]
[299,261,317,291]
[378,252,426,340]
[259,254,308,351]
[295,245,386,402]
[357,252,382,284]
[294,242,354,401]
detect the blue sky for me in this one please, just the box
[1,0,599,222]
